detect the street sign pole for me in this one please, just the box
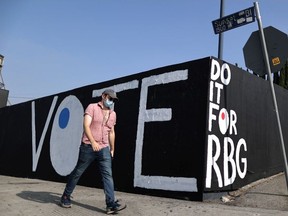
[217,0,225,60]
[254,1,288,190]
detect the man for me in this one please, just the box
[60,89,126,214]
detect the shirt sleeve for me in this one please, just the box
[106,111,116,128]
[84,104,94,117]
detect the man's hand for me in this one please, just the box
[91,141,100,152]
[110,150,114,158]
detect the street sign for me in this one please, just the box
[243,26,288,76]
[212,6,255,34]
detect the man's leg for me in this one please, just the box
[97,147,115,206]
[61,144,95,207]
[97,147,126,214]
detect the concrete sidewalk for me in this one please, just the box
[0,174,287,216]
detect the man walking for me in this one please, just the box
[60,89,126,214]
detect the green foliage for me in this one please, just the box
[273,60,288,90]
[278,61,288,89]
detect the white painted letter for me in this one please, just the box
[50,95,84,176]
[229,110,237,135]
[206,134,222,188]
[31,96,58,172]
[218,108,229,135]
[208,102,219,132]
[210,59,220,81]
[134,70,198,192]
[220,63,231,85]
[223,137,236,186]
[236,138,247,179]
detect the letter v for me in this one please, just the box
[31,96,58,172]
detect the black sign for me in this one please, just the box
[212,6,255,34]
[243,26,288,76]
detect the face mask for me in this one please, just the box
[104,99,114,108]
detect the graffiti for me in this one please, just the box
[31,80,139,175]
[134,70,198,192]
[31,96,58,172]
[205,59,247,188]
[50,95,84,176]
[30,71,197,192]
[3,57,288,201]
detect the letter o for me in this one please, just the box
[50,95,84,176]
[220,63,231,85]
[218,108,229,135]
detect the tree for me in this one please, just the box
[278,60,288,89]
[273,60,288,90]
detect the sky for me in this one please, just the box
[0,0,287,105]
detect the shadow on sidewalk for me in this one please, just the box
[16,191,106,214]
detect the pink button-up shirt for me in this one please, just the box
[82,102,116,149]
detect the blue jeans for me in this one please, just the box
[63,143,115,207]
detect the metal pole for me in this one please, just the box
[218,0,224,59]
[0,55,4,89]
[254,1,288,190]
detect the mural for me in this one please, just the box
[134,69,198,192]
[0,57,287,201]
[205,59,247,189]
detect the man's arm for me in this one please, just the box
[109,126,115,157]
[83,114,100,151]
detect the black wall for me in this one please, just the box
[204,58,287,191]
[0,57,287,201]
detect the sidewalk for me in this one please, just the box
[0,174,287,216]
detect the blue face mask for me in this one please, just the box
[104,99,114,108]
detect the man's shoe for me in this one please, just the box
[106,200,126,214]
[60,194,71,208]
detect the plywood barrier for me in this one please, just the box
[0,57,287,201]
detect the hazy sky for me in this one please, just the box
[0,0,287,105]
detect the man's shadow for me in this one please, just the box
[16,191,106,214]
